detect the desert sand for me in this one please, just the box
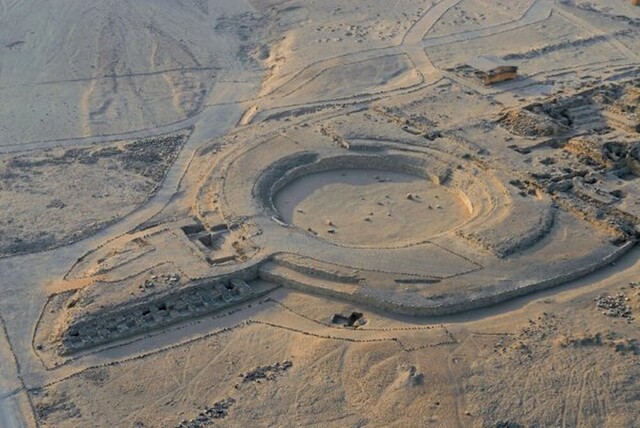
[1,0,639,427]
[274,169,469,246]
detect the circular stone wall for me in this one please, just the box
[273,168,470,247]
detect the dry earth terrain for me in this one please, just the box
[0,0,639,427]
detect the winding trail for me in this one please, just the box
[401,0,462,78]
[0,317,36,428]
[422,0,553,48]
[244,0,462,123]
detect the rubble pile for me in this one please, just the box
[566,137,640,176]
[498,108,569,137]
[239,360,293,384]
[140,273,180,291]
[176,398,236,428]
[595,293,633,321]
[331,311,366,327]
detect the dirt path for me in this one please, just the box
[401,0,462,78]
[422,0,553,48]
[0,317,36,428]
[555,4,640,63]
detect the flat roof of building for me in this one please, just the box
[467,55,515,72]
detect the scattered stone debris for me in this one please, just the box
[595,293,634,321]
[34,391,82,421]
[498,107,569,137]
[405,366,424,387]
[493,312,559,360]
[494,421,523,428]
[141,279,155,290]
[167,273,180,281]
[331,311,366,327]
[46,199,67,209]
[547,179,574,193]
[239,361,293,384]
[556,331,639,355]
[424,130,442,141]
[139,273,180,291]
[565,136,640,176]
[176,398,235,428]
[539,157,556,166]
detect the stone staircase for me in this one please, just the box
[258,261,361,302]
[565,104,606,129]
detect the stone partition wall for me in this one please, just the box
[53,265,266,355]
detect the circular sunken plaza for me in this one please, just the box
[39,124,634,359]
[198,130,630,315]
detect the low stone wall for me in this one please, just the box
[435,240,636,316]
[261,240,635,317]
[458,204,556,258]
[272,253,362,284]
[253,151,319,212]
[257,152,455,217]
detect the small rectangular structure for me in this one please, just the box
[467,55,518,85]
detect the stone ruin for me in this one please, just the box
[50,267,274,355]
[499,79,640,137]
[36,89,640,360]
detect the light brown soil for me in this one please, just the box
[0,0,639,427]
[275,169,468,246]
